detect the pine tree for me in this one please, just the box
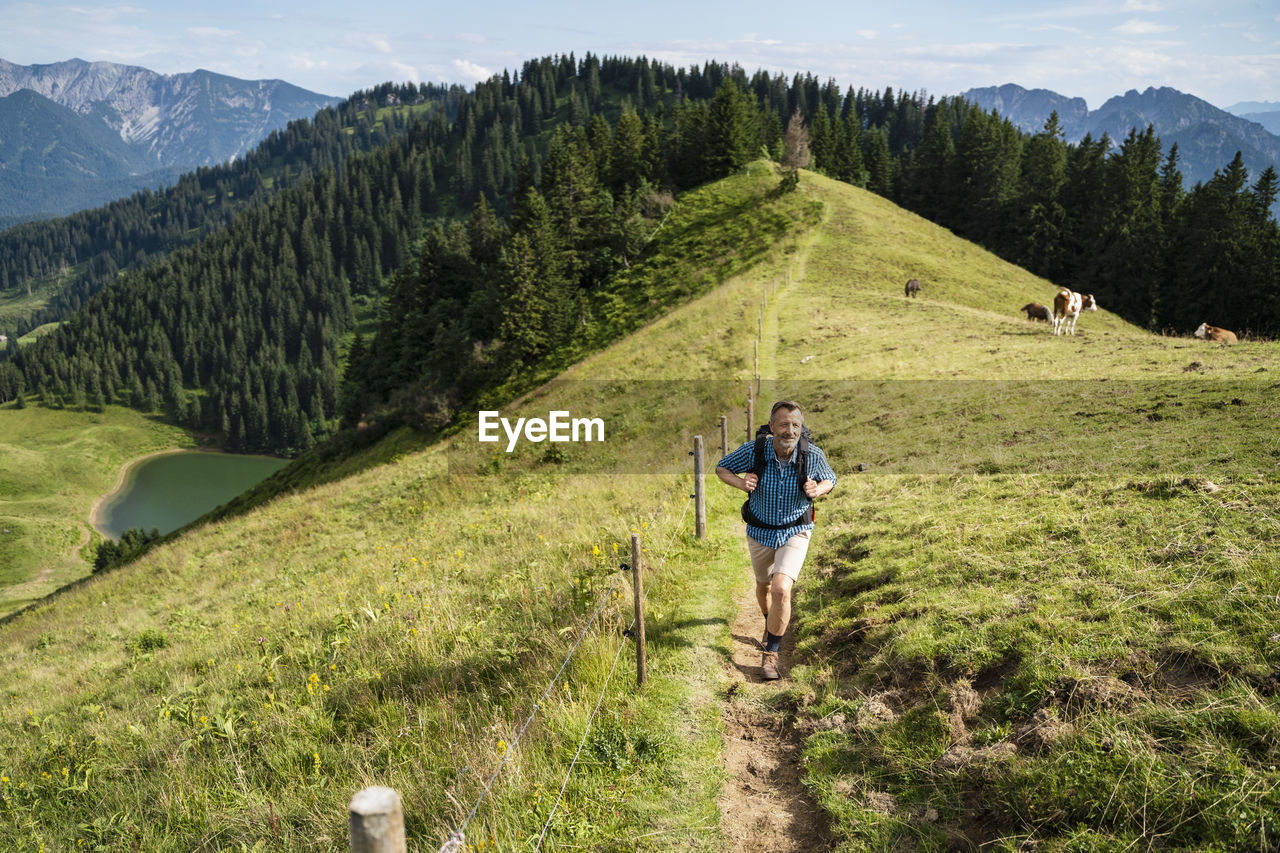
[704,80,757,179]
[609,109,647,193]
[1011,112,1068,277]
[904,104,958,222]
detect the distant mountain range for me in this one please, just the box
[0,58,340,222]
[962,84,1280,193]
[1224,100,1280,136]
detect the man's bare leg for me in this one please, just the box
[766,573,793,637]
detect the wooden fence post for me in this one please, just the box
[694,436,706,540]
[719,415,728,457]
[631,534,647,687]
[754,340,759,395]
[754,338,762,401]
[349,786,407,853]
[746,396,755,442]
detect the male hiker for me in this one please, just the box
[715,400,837,680]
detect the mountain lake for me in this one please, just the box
[93,451,289,540]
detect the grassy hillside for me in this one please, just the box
[771,173,1280,851]
[1,165,1277,852]
[0,404,194,616]
[0,165,815,852]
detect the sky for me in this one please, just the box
[2,0,1277,111]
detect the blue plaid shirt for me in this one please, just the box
[717,437,837,548]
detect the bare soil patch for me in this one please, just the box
[719,579,831,853]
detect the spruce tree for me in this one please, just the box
[704,80,757,179]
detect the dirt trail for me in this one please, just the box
[718,579,831,853]
[67,523,92,558]
[716,208,833,852]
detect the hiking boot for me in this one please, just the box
[761,651,780,681]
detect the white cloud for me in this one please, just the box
[902,42,1025,60]
[452,58,493,82]
[389,61,419,83]
[66,4,145,18]
[1021,24,1086,34]
[287,53,324,72]
[1114,18,1176,35]
[187,27,238,39]
[857,30,879,40]
[1122,0,1163,11]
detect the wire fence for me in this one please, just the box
[426,465,697,853]
[350,278,784,852]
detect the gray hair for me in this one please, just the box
[769,400,803,420]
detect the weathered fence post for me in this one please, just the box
[631,534,647,686]
[719,415,728,458]
[694,436,706,540]
[754,340,759,397]
[746,396,755,442]
[349,786,407,853]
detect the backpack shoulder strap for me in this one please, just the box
[752,433,769,480]
[796,434,810,494]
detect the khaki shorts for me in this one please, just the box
[747,530,811,584]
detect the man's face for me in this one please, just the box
[771,407,803,456]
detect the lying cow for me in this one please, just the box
[1021,302,1052,323]
[905,278,921,298]
[1052,288,1098,336]
[1194,323,1237,344]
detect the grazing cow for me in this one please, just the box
[1052,288,1098,336]
[1194,323,1238,345]
[1021,302,1052,323]
[904,278,921,298]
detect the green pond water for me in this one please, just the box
[95,452,288,539]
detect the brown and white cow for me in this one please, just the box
[1021,302,1052,323]
[1052,288,1098,336]
[1194,323,1238,345]
[905,278,921,298]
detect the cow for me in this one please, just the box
[1021,302,1052,323]
[904,278,921,298]
[1194,323,1238,345]
[1052,288,1098,336]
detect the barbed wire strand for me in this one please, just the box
[531,633,629,851]
[437,570,625,852]
[647,467,685,526]
[633,494,694,622]
[436,456,703,852]
[531,489,694,846]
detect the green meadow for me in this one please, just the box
[0,404,193,616]
[1,166,1277,851]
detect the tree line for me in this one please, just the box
[2,53,1276,455]
[0,81,464,339]
[1,56,776,451]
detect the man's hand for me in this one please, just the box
[803,478,828,499]
[741,473,758,493]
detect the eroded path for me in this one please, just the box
[718,579,831,853]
